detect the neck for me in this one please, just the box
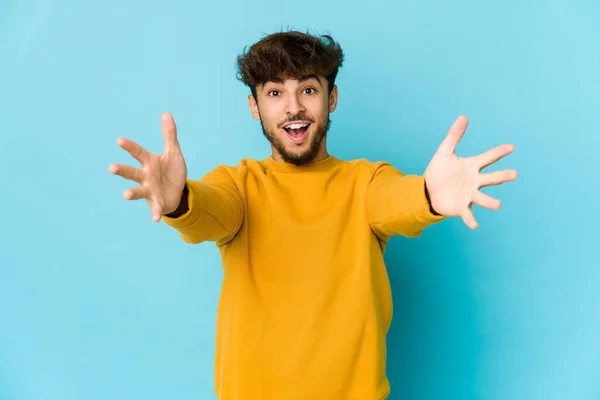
[271,140,329,164]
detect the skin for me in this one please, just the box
[423,115,518,229]
[109,75,517,229]
[248,74,338,166]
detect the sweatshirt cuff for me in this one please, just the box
[412,176,445,224]
[161,180,202,230]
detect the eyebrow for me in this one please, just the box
[298,74,322,85]
[265,74,323,86]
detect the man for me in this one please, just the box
[109,31,517,399]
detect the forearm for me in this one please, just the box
[162,169,244,245]
[367,165,444,239]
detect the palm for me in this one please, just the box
[144,149,188,212]
[109,113,188,222]
[424,116,518,229]
[425,153,477,216]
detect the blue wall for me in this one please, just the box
[1,0,598,399]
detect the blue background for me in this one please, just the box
[1,0,599,399]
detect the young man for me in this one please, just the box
[109,31,517,399]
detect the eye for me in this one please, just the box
[268,90,280,97]
[303,87,317,95]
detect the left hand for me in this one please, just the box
[424,115,518,230]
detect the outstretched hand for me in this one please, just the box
[109,113,188,223]
[424,115,518,230]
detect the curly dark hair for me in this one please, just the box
[236,30,344,99]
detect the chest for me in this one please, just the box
[242,170,368,230]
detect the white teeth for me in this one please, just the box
[286,123,309,129]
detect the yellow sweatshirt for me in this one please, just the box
[162,155,444,400]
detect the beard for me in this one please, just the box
[260,112,331,166]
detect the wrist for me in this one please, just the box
[424,181,441,216]
[164,183,189,218]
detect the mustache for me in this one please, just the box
[277,114,315,128]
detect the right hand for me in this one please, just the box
[109,112,188,223]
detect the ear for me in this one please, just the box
[248,94,261,120]
[328,85,339,113]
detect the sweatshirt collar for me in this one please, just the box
[262,155,343,173]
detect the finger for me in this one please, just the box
[162,112,180,153]
[123,186,148,201]
[472,191,501,210]
[461,205,478,230]
[117,137,151,165]
[475,144,515,170]
[147,198,162,223]
[479,169,518,187]
[437,115,469,155]
[109,163,145,184]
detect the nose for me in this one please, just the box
[285,92,305,116]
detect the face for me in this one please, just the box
[248,74,338,166]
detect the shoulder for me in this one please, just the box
[205,158,257,173]
[201,158,273,183]
[344,158,402,177]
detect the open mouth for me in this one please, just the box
[283,122,311,143]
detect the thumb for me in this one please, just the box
[437,115,468,156]
[148,198,162,223]
[161,112,181,153]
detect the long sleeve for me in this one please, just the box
[366,162,444,241]
[162,165,244,246]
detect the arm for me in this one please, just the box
[110,112,244,243]
[366,162,444,241]
[368,115,518,239]
[162,166,244,245]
